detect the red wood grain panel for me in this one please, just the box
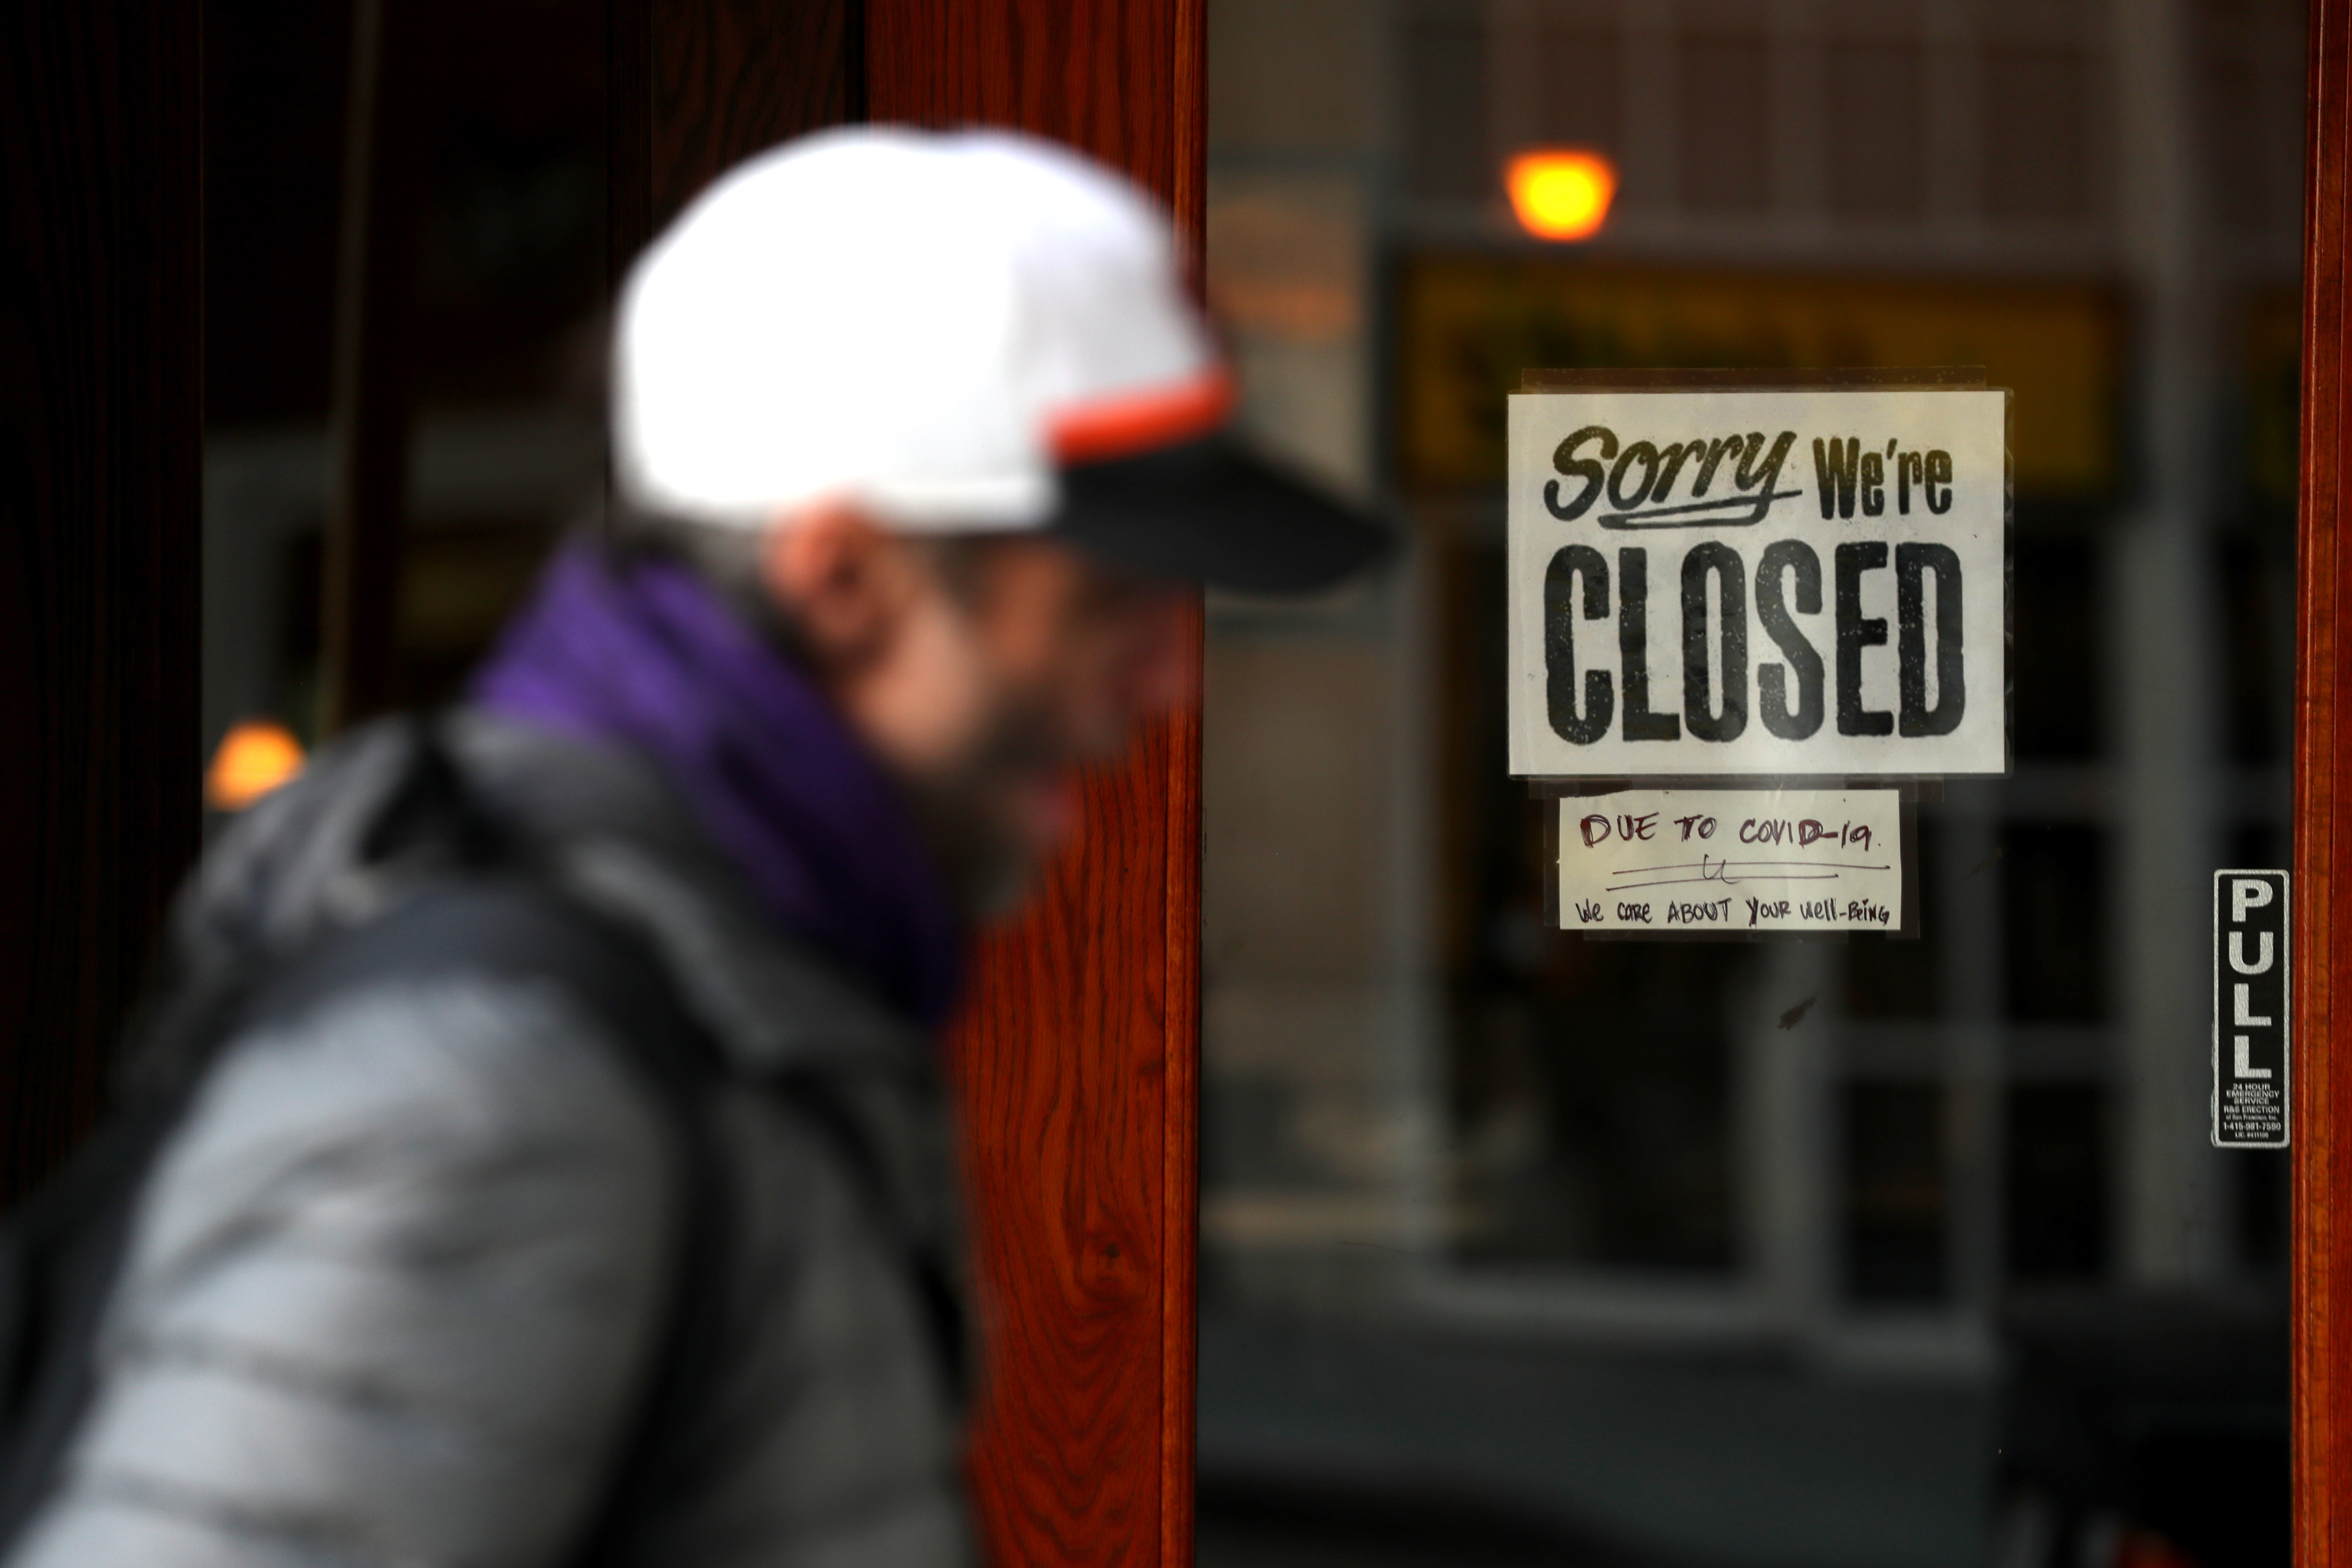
[2301,1,2351,1559]
[0,0,202,1204]
[612,0,860,289]
[869,0,1192,212]
[868,6,1205,1562]
[649,0,859,236]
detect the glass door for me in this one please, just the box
[1197,3,2300,1563]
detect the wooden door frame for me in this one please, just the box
[2303,2,2352,1559]
[864,7,1205,1564]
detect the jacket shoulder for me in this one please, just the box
[12,968,679,1568]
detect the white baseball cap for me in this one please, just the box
[615,126,1384,593]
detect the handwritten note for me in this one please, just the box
[1557,787,1904,932]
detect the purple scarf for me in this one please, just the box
[472,542,964,1029]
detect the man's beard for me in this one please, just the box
[913,795,1042,920]
[902,690,1074,921]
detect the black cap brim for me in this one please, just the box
[1048,436,1394,594]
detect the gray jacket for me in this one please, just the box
[6,715,974,1568]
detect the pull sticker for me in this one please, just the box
[2212,869,2289,1149]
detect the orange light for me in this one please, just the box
[207,719,306,812]
[1506,148,1617,242]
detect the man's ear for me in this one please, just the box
[759,499,918,674]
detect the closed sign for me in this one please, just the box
[1507,386,2009,777]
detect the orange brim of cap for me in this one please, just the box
[1047,368,1236,464]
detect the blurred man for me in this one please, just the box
[0,130,1380,1565]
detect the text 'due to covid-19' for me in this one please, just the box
[1507,387,2009,778]
[2212,870,2288,1150]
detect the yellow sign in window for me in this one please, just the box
[1397,256,2120,502]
